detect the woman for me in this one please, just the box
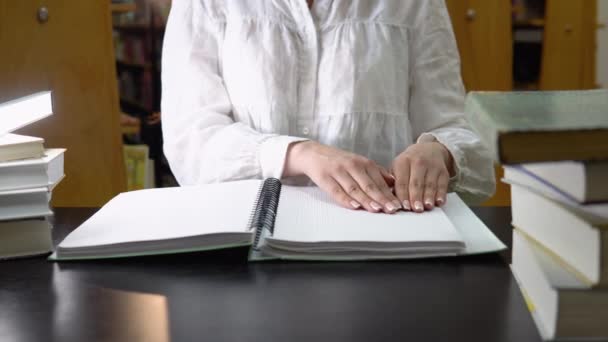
[161,0,495,214]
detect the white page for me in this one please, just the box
[58,180,262,249]
[0,186,48,196]
[503,166,608,224]
[442,193,506,255]
[0,186,51,220]
[0,133,43,147]
[513,230,587,289]
[0,91,53,136]
[0,148,64,169]
[272,186,463,243]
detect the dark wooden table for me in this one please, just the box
[0,207,541,342]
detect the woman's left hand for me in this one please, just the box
[391,141,454,213]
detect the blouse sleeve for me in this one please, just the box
[408,0,496,203]
[161,0,306,185]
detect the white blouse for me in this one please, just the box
[161,0,496,202]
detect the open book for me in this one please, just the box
[50,179,505,261]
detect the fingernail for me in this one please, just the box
[414,201,424,212]
[350,201,361,209]
[392,200,402,209]
[370,201,382,212]
[424,199,434,209]
[436,197,445,206]
[402,200,411,211]
[386,202,397,212]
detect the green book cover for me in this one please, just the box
[465,89,608,163]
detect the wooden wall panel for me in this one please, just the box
[446,0,513,91]
[541,0,597,90]
[446,0,513,206]
[0,0,126,206]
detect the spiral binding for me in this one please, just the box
[250,178,282,251]
[246,180,265,233]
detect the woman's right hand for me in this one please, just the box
[283,141,402,213]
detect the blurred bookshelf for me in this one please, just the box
[116,59,153,71]
[511,0,597,91]
[512,0,546,91]
[110,2,137,13]
[111,0,177,189]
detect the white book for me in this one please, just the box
[0,133,44,162]
[510,184,608,287]
[50,179,505,261]
[511,230,608,340]
[0,91,53,136]
[0,218,52,260]
[0,148,65,192]
[519,161,608,203]
[504,166,608,225]
[0,187,53,221]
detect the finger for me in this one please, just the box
[423,168,440,211]
[350,168,392,213]
[379,167,395,188]
[367,167,401,214]
[393,160,412,211]
[409,159,427,213]
[435,171,450,207]
[333,170,378,213]
[316,175,359,210]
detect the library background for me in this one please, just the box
[0,0,606,208]
[1,1,608,340]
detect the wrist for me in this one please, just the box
[416,135,455,177]
[434,142,455,177]
[283,140,314,177]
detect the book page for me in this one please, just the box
[0,91,53,136]
[272,186,463,243]
[504,167,608,225]
[59,180,262,248]
[443,193,506,254]
[0,133,43,147]
[0,148,63,168]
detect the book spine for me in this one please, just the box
[464,93,501,162]
[585,162,608,203]
[249,178,282,259]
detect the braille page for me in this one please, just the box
[272,186,464,244]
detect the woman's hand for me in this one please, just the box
[284,141,402,213]
[391,141,454,213]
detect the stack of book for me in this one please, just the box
[466,89,608,340]
[0,92,66,260]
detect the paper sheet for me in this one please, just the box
[57,180,262,249]
[273,186,463,244]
